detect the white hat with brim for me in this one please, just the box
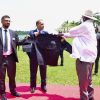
[82,10,97,20]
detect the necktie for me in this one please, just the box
[4,30,8,52]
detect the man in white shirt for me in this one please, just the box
[62,10,97,100]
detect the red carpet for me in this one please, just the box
[0,83,100,100]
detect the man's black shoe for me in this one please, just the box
[41,86,47,92]
[60,64,63,66]
[1,94,7,100]
[89,97,94,100]
[11,92,21,97]
[30,87,36,93]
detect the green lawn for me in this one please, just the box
[6,39,100,86]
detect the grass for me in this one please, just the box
[6,38,100,86]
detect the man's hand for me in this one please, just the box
[25,35,30,39]
[61,36,66,40]
[34,32,40,37]
[61,38,65,42]
[57,33,64,37]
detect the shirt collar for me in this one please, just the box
[2,27,9,32]
[37,29,43,33]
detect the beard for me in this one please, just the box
[3,24,10,29]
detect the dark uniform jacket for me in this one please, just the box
[22,34,72,66]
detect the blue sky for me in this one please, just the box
[0,0,99,33]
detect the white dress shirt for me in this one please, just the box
[2,27,12,56]
[37,29,45,34]
[64,20,97,63]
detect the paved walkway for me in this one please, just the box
[1,83,100,100]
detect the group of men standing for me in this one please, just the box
[0,16,48,100]
[0,9,99,100]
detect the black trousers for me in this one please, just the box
[0,54,16,94]
[94,48,100,73]
[59,49,64,65]
[29,56,47,88]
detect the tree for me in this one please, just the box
[94,12,100,25]
[16,31,29,35]
[57,20,81,33]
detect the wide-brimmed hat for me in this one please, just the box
[82,10,97,20]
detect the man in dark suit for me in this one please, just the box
[0,15,24,100]
[93,27,100,76]
[58,31,64,66]
[58,31,72,66]
[28,19,48,93]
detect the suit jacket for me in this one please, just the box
[0,28,26,65]
[35,34,62,66]
[60,40,72,54]
[22,34,72,66]
[28,29,48,65]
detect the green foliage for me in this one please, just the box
[94,12,100,25]
[57,12,100,33]
[57,20,81,33]
[16,31,29,35]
